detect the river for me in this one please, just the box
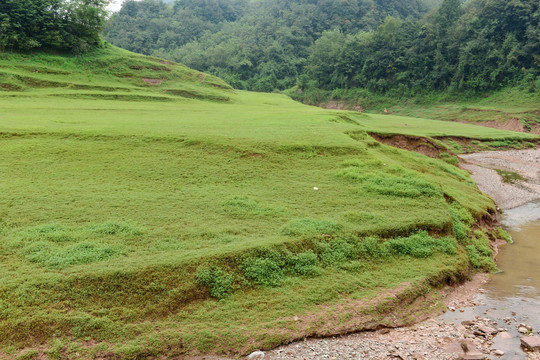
[440,202,540,359]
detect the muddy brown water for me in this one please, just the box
[440,202,540,359]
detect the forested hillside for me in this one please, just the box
[0,0,109,53]
[105,0,539,96]
[305,0,539,96]
[105,0,434,91]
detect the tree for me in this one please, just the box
[0,0,110,52]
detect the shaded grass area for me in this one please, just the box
[0,47,531,358]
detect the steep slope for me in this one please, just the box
[0,47,538,358]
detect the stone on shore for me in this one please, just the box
[521,335,540,351]
[445,340,485,359]
[478,325,498,335]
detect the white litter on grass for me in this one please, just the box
[313,187,319,190]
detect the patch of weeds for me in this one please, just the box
[448,203,473,244]
[441,138,463,153]
[439,152,459,166]
[466,230,496,271]
[242,256,284,287]
[340,159,366,168]
[358,236,392,260]
[483,140,522,149]
[472,230,493,256]
[223,196,285,218]
[196,330,215,352]
[288,251,321,276]
[338,166,441,198]
[87,221,143,236]
[496,228,513,243]
[18,223,74,243]
[337,260,365,272]
[46,339,65,360]
[495,169,524,184]
[342,211,380,224]
[361,173,441,197]
[16,349,39,360]
[520,118,532,132]
[24,241,124,269]
[314,238,356,266]
[281,218,342,237]
[195,266,235,299]
[466,245,496,271]
[70,314,118,339]
[387,231,457,258]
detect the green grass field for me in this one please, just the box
[0,46,538,359]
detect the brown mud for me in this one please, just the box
[369,133,446,158]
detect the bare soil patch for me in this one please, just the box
[142,78,165,85]
[460,118,526,133]
[370,133,445,158]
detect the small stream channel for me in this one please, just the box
[439,202,540,359]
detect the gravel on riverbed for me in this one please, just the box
[459,149,540,209]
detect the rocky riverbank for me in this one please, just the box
[256,273,540,360]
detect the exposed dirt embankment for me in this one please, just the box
[369,133,446,158]
[467,117,526,133]
[460,149,540,209]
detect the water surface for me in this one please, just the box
[440,203,540,359]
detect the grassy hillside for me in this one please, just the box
[0,46,538,359]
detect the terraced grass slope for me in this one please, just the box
[0,47,538,359]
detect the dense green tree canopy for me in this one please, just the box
[105,0,538,95]
[308,0,539,94]
[105,0,430,90]
[0,0,109,53]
